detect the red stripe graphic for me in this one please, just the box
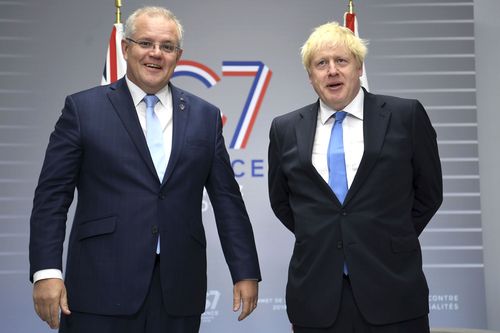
[109,26,118,82]
[223,72,256,77]
[177,60,222,82]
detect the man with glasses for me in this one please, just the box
[30,6,261,333]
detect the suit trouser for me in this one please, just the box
[293,275,430,333]
[60,256,201,333]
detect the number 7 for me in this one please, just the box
[222,61,272,150]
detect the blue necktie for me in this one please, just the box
[144,94,166,182]
[328,111,348,204]
[328,111,349,274]
[144,94,164,254]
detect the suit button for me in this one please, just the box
[152,225,159,235]
[337,241,343,249]
[341,211,347,216]
[159,192,166,200]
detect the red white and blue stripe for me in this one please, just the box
[222,61,272,150]
[173,60,221,88]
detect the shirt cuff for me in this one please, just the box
[33,269,63,283]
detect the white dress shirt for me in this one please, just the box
[33,77,174,283]
[311,88,365,188]
[126,76,173,169]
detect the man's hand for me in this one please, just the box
[33,278,71,329]
[232,280,258,321]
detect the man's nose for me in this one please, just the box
[327,62,338,75]
[149,44,162,56]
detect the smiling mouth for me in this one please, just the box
[145,63,162,69]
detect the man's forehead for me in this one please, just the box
[133,16,179,39]
[135,14,173,27]
[313,43,352,57]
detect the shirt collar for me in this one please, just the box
[319,87,364,125]
[125,76,171,108]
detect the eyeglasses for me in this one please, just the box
[126,38,181,54]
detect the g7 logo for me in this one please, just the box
[173,60,272,150]
[205,290,221,311]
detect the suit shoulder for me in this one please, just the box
[174,86,219,112]
[67,84,109,103]
[272,102,317,127]
[367,92,430,129]
[367,92,420,109]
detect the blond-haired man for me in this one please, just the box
[268,22,442,332]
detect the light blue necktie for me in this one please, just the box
[144,94,164,254]
[328,111,348,204]
[327,111,349,274]
[144,94,166,182]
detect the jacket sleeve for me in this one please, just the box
[205,109,261,283]
[411,100,443,235]
[29,95,82,280]
[268,118,295,233]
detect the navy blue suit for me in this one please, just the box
[30,78,261,317]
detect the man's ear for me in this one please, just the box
[358,63,363,77]
[121,39,129,61]
[175,48,183,62]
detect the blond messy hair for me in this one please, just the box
[301,21,368,73]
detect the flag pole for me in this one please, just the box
[102,0,126,84]
[115,0,122,24]
[344,0,355,33]
[348,0,354,14]
[343,0,369,90]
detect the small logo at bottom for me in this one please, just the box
[202,290,221,323]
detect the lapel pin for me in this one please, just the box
[179,97,185,111]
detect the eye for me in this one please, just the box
[160,43,176,53]
[336,58,348,65]
[316,59,327,69]
[137,40,153,48]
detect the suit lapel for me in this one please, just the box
[295,101,338,200]
[344,90,391,204]
[107,78,158,179]
[161,83,188,187]
[295,102,317,168]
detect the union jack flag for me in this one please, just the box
[102,23,126,85]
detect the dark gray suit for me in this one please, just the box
[268,89,442,328]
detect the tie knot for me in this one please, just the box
[144,94,159,109]
[335,111,347,123]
